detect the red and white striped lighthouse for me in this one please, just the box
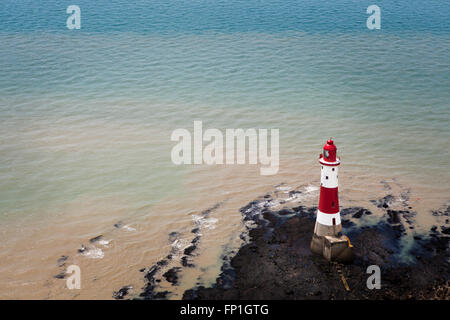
[311,138,353,262]
[316,138,341,234]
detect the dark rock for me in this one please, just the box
[278,208,295,216]
[387,210,401,224]
[163,267,181,285]
[191,227,200,234]
[145,265,160,281]
[168,231,179,241]
[182,196,450,300]
[289,190,302,197]
[57,255,68,267]
[113,286,133,300]
[184,245,197,256]
[181,256,195,268]
[432,206,450,217]
[157,259,168,267]
[371,195,395,209]
[353,209,364,218]
[89,235,103,243]
[153,291,170,299]
[340,207,372,219]
[341,219,355,228]
[114,221,124,229]
[441,226,450,235]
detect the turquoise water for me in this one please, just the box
[0,0,449,219]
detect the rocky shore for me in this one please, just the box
[113,183,449,300]
[182,191,449,300]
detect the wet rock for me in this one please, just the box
[432,206,450,217]
[181,256,195,268]
[441,226,450,235]
[289,190,302,197]
[387,210,401,224]
[139,260,172,299]
[168,231,179,242]
[113,286,133,300]
[153,291,170,299]
[341,219,355,228]
[57,255,68,267]
[352,208,371,219]
[145,265,160,281]
[184,245,196,256]
[278,208,295,216]
[163,267,181,285]
[89,235,103,243]
[77,244,87,253]
[114,221,124,229]
[183,196,450,300]
[371,195,395,209]
[157,259,168,267]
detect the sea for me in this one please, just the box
[0,0,449,299]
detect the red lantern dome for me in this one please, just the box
[323,138,337,161]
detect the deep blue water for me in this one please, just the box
[0,0,448,34]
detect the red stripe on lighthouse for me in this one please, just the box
[318,186,339,214]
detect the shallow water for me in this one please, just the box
[0,1,449,299]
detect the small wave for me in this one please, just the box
[304,185,319,193]
[192,215,219,230]
[98,239,110,247]
[123,225,136,231]
[276,186,292,192]
[171,238,190,250]
[83,248,104,259]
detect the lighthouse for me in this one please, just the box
[310,138,354,263]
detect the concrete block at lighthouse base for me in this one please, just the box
[310,234,354,264]
[323,235,354,264]
[310,234,325,256]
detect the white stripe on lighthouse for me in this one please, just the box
[316,210,341,226]
[320,165,338,188]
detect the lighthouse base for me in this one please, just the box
[310,233,354,264]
